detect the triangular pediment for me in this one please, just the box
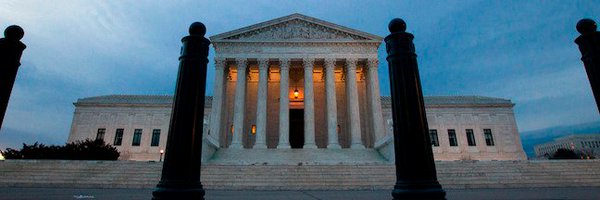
[210,13,382,42]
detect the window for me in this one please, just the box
[448,129,458,146]
[429,129,439,146]
[466,129,476,146]
[132,129,142,146]
[484,129,495,146]
[151,129,161,147]
[113,129,124,146]
[96,128,106,141]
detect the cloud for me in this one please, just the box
[0,0,598,146]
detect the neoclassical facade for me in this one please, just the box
[209,14,384,150]
[67,14,526,161]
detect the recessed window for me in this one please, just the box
[96,128,106,141]
[484,129,495,146]
[429,129,439,147]
[448,129,458,146]
[113,129,124,146]
[466,129,476,146]
[151,129,161,147]
[132,129,142,146]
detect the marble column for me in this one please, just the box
[303,57,317,149]
[209,58,227,147]
[346,58,365,149]
[254,58,268,149]
[325,58,341,149]
[366,58,386,143]
[230,58,247,149]
[278,58,291,149]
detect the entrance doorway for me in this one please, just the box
[289,109,304,148]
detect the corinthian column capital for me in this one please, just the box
[235,58,248,68]
[258,58,269,70]
[279,58,290,69]
[303,57,315,68]
[367,58,379,68]
[346,58,358,69]
[324,58,336,69]
[214,58,226,70]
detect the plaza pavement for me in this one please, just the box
[0,187,599,200]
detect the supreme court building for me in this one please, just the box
[68,14,527,162]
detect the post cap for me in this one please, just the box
[4,25,24,40]
[577,18,597,35]
[189,22,206,36]
[389,18,407,33]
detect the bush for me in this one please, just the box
[549,148,580,159]
[3,139,119,160]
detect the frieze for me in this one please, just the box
[213,42,379,57]
[222,19,370,41]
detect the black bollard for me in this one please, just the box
[384,18,446,200]
[152,22,210,200]
[575,19,600,113]
[0,25,26,130]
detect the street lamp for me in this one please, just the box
[159,149,164,162]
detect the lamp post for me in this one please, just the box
[0,25,26,130]
[384,18,446,200]
[575,19,600,113]
[152,22,210,200]
[159,149,164,162]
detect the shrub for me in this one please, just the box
[549,148,580,159]
[3,139,119,160]
[64,139,120,160]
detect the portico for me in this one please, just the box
[208,14,385,149]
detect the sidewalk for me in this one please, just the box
[0,187,599,200]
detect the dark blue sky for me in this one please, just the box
[0,0,599,148]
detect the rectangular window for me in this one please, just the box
[151,129,161,147]
[113,129,124,146]
[132,129,142,146]
[448,129,458,146]
[466,129,476,146]
[429,129,439,146]
[96,128,106,141]
[484,129,495,146]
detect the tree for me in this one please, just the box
[3,139,119,160]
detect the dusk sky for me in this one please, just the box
[0,1,598,149]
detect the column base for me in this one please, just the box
[229,143,243,149]
[303,144,318,149]
[327,144,342,149]
[351,143,366,149]
[254,144,268,149]
[152,182,205,200]
[277,144,291,149]
[391,182,446,200]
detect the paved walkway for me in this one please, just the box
[0,187,598,200]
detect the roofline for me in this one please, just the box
[209,13,383,42]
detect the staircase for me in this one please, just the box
[0,160,599,189]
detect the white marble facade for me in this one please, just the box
[67,14,526,161]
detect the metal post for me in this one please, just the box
[152,22,210,200]
[159,149,164,162]
[384,18,446,200]
[0,25,26,130]
[575,19,600,113]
